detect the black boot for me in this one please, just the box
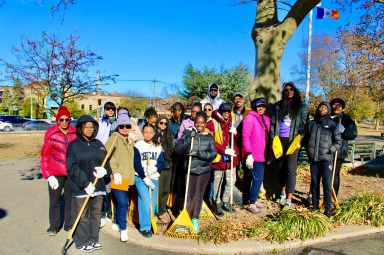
[214,202,224,217]
[222,202,236,213]
[324,210,333,218]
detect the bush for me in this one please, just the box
[335,193,384,227]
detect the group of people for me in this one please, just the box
[41,81,357,253]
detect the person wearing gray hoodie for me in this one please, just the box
[200,83,225,111]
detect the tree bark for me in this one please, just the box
[250,0,320,102]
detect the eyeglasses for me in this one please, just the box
[204,108,212,112]
[284,87,294,92]
[118,124,132,129]
[59,118,70,122]
[159,121,167,126]
[210,89,218,92]
[105,107,116,111]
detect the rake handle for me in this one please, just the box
[331,150,339,208]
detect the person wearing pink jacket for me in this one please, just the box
[41,106,77,235]
[242,98,271,214]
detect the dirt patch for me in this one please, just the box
[0,132,44,159]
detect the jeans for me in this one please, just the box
[71,195,103,248]
[333,159,343,196]
[134,176,158,231]
[111,189,129,230]
[310,161,333,211]
[48,175,72,231]
[249,162,265,204]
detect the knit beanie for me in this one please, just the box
[56,106,71,123]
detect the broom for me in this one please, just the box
[147,152,158,234]
[61,135,118,255]
[164,136,197,238]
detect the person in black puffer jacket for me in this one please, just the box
[175,111,217,233]
[303,102,342,218]
[66,114,112,252]
[330,98,358,196]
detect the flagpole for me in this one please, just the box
[305,9,313,103]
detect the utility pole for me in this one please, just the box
[305,9,313,104]
[153,78,157,109]
[97,70,101,120]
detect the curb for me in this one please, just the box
[101,221,384,254]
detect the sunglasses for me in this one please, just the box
[159,121,168,126]
[59,118,70,122]
[210,89,218,92]
[105,107,116,111]
[204,108,212,112]
[284,87,294,92]
[118,124,131,129]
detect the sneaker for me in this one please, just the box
[112,223,119,231]
[120,230,128,242]
[63,225,73,232]
[283,203,292,210]
[47,228,57,236]
[91,242,102,250]
[78,245,95,253]
[191,218,201,233]
[279,193,286,205]
[100,218,106,228]
[255,202,266,210]
[213,202,224,217]
[247,204,262,214]
[324,210,333,218]
[222,202,236,213]
[140,230,152,238]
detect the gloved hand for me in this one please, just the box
[146,166,158,176]
[113,173,122,185]
[189,127,197,137]
[246,154,254,169]
[187,150,199,157]
[225,148,236,157]
[84,182,95,195]
[47,176,59,190]
[337,123,345,133]
[105,182,111,193]
[94,166,107,179]
[229,126,237,136]
[143,177,155,190]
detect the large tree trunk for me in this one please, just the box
[250,0,320,102]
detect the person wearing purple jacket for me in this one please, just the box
[242,98,271,214]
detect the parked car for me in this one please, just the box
[70,119,78,126]
[22,120,53,131]
[0,121,13,132]
[0,115,29,127]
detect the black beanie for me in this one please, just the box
[330,98,345,109]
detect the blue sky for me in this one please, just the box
[0,0,351,98]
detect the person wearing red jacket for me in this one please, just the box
[41,106,77,236]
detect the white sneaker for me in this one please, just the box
[100,218,106,228]
[112,223,119,231]
[120,230,128,242]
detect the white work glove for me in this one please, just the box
[246,154,254,169]
[143,177,155,190]
[337,123,345,133]
[84,182,95,195]
[113,173,122,185]
[105,182,111,193]
[146,166,158,176]
[225,148,236,157]
[47,176,59,190]
[94,166,107,179]
[229,126,237,136]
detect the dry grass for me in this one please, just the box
[0,132,44,159]
[357,123,384,136]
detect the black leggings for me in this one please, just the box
[186,172,211,219]
[275,137,299,194]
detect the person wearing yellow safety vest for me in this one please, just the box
[270,82,309,209]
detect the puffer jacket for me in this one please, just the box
[304,102,342,162]
[105,132,135,185]
[331,112,358,159]
[41,124,77,179]
[270,100,309,143]
[66,115,112,196]
[242,111,271,163]
[175,129,217,175]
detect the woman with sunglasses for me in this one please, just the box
[117,107,144,142]
[153,115,174,223]
[41,106,77,236]
[96,100,117,144]
[270,82,309,209]
[105,114,135,242]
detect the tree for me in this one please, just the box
[181,63,251,104]
[249,0,320,102]
[0,32,117,114]
[1,88,12,114]
[119,91,149,117]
